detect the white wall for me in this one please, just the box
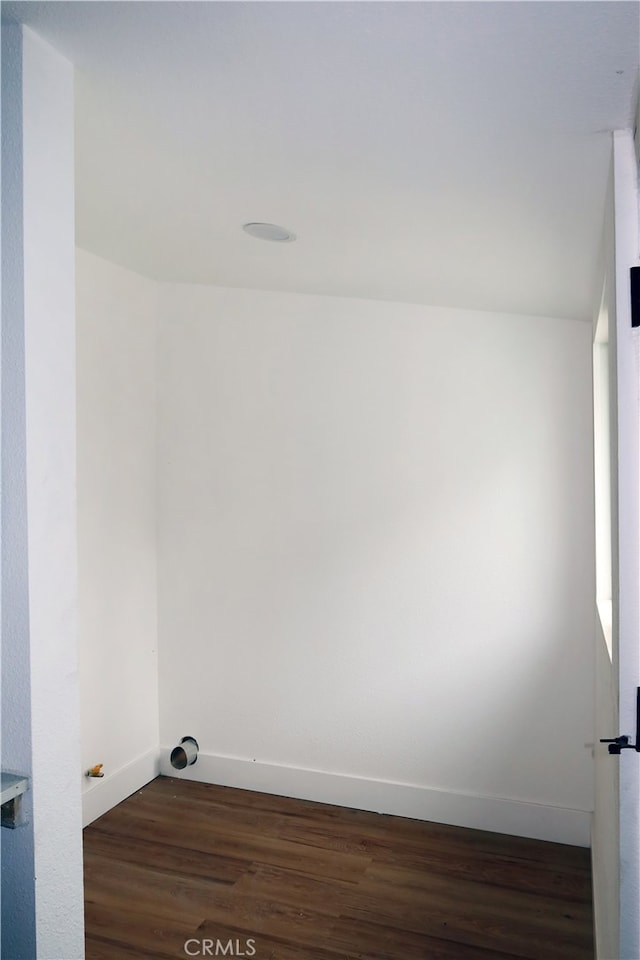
[157,283,595,845]
[76,248,160,825]
[1,25,84,960]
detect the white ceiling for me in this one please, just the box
[4,1,639,320]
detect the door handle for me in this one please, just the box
[600,688,640,754]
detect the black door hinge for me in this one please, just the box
[600,687,640,753]
[631,266,640,328]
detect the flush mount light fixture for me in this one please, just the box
[242,222,296,243]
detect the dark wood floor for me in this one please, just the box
[84,776,593,960]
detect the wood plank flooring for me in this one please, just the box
[84,777,593,960]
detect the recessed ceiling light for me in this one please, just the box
[242,222,296,243]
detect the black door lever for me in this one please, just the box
[600,688,640,754]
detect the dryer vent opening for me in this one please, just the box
[170,736,199,770]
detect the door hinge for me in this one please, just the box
[631,266,640,328]
[600,687,640,753]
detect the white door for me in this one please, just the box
[592,128,640,960]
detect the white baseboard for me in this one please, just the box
[159,749,591,847]
[82,748,160,827]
